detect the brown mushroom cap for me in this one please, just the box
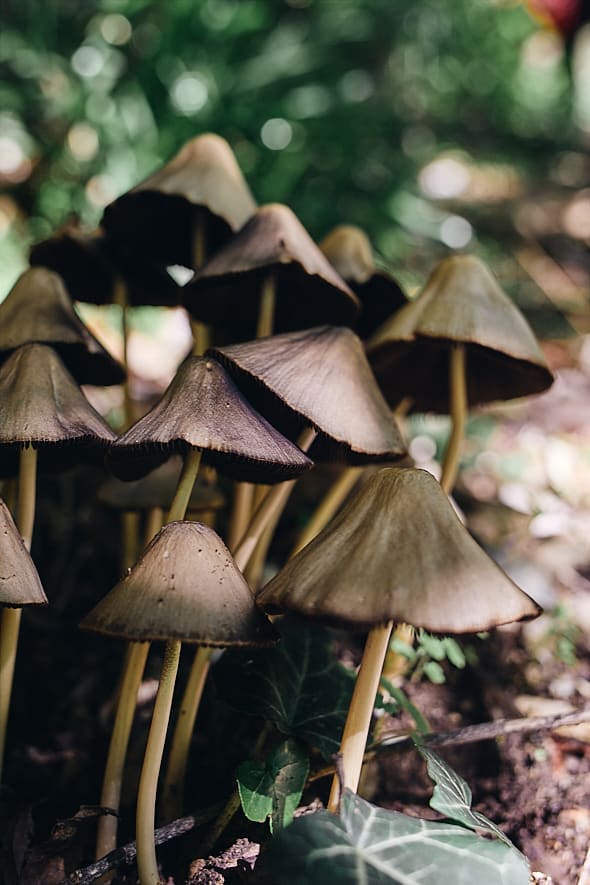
[0,499,47,607]
[184,204,360,338]
[367,254,553,412]
[211,326,406,464]
[0,343,117,475]
[98,457,225,512]
[30,226,181,307]
[81,520,277,645]
[320,225,407,339]
[107,356,312,482]
[257,467,541,632]
[101,133,257,267]
[0,268,125,386]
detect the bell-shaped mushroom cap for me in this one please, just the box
[320,225,407,339]
[98,457,225,512]
[211,326,406,464]
[81,521,278,645]
[257,467,541,633]
[107,356,312,482]
[0,500,47,607]
[184,204,360,337]
[30,226,181,307]
[0,344,117,474]
[367,254,553,412]
[0,268,125,386]
[102,133,257,267]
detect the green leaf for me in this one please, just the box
[380,677,430,735]
[267,790,530,884]
[417,630,446,661]
[237,739,309,833]
[442,637,467,669]
[417,745,517,848]
[389,638,416,661]
[423,660,446,684]
[214,616,354,758]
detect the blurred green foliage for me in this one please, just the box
[0,0,578,291]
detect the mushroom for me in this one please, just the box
[81,520,277,885]
[102,133,256,270]
[0,343,116,779]
[0,268,125,386]
[0,498,47,781]
[319,224,407,339]
[184,204,360,341]
[257,467,541,811]
[367,254,554,491]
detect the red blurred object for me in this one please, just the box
[526,0,589,36]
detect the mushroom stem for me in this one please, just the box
[95,510,164,860]
[167,449,203,523]
[226,482,255,552]
[233,427,317,572]
[0,444,37,782]
[136,639,181,885]
[292,466,363,557]
[161,644,210,822]
[122,511,141,573]
[96,640,150,860]
[191,213,209,357]
[440,343,467,495]
[327,620,394,813]
[161,428,317,816]
[256,271,276,339]
[113,276,133,430]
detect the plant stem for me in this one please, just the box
[167,449,202,524]
[144,506,164,546]
[226,482,255,552]
[256,271,276,339]
[191,213,209,356]
[440,343,467,495]
[0,446,37,783]
[96,640,150,860]
[327,620,393,812]
[291,466,363,557]
[161,645,210,822]
[161,428,317,820]
[136,639,181,885]
[113,277,133,430]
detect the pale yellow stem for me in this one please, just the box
[256,272,276,339]
[144,506,164,546]
[0,445,37,783]
[95,641,150,860]
[440,344,467,495]
[233,428,317,573]
[122,511,141,573]
[327,621,393,812]
[163,428,317,819]
[226,483,256,552]
[167,449,203,524]
[136,639,181,885]
[161,645,210,822]
[291,467,363,557]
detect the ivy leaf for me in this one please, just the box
[214,617,354,758]
[417,745,516,848]
[266,789,530,884]
[237,739,309,833]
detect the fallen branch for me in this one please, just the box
[59,805,220,885]
[309,706,590,782]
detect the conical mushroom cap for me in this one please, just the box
[81,521,278,645]
[211,326,406,464]
[184,204,360,337]
[0,499,47,607]
[30,226,181,307]
[320,225,407,340]
[98,457,225,512]
[107,356,312,482]
[0,268,125,385]
[0,344,117,474]
[367,254,553,412]
[102,133,257,267]
[257,467,541,633]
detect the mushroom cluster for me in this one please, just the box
[3,130,556,885]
